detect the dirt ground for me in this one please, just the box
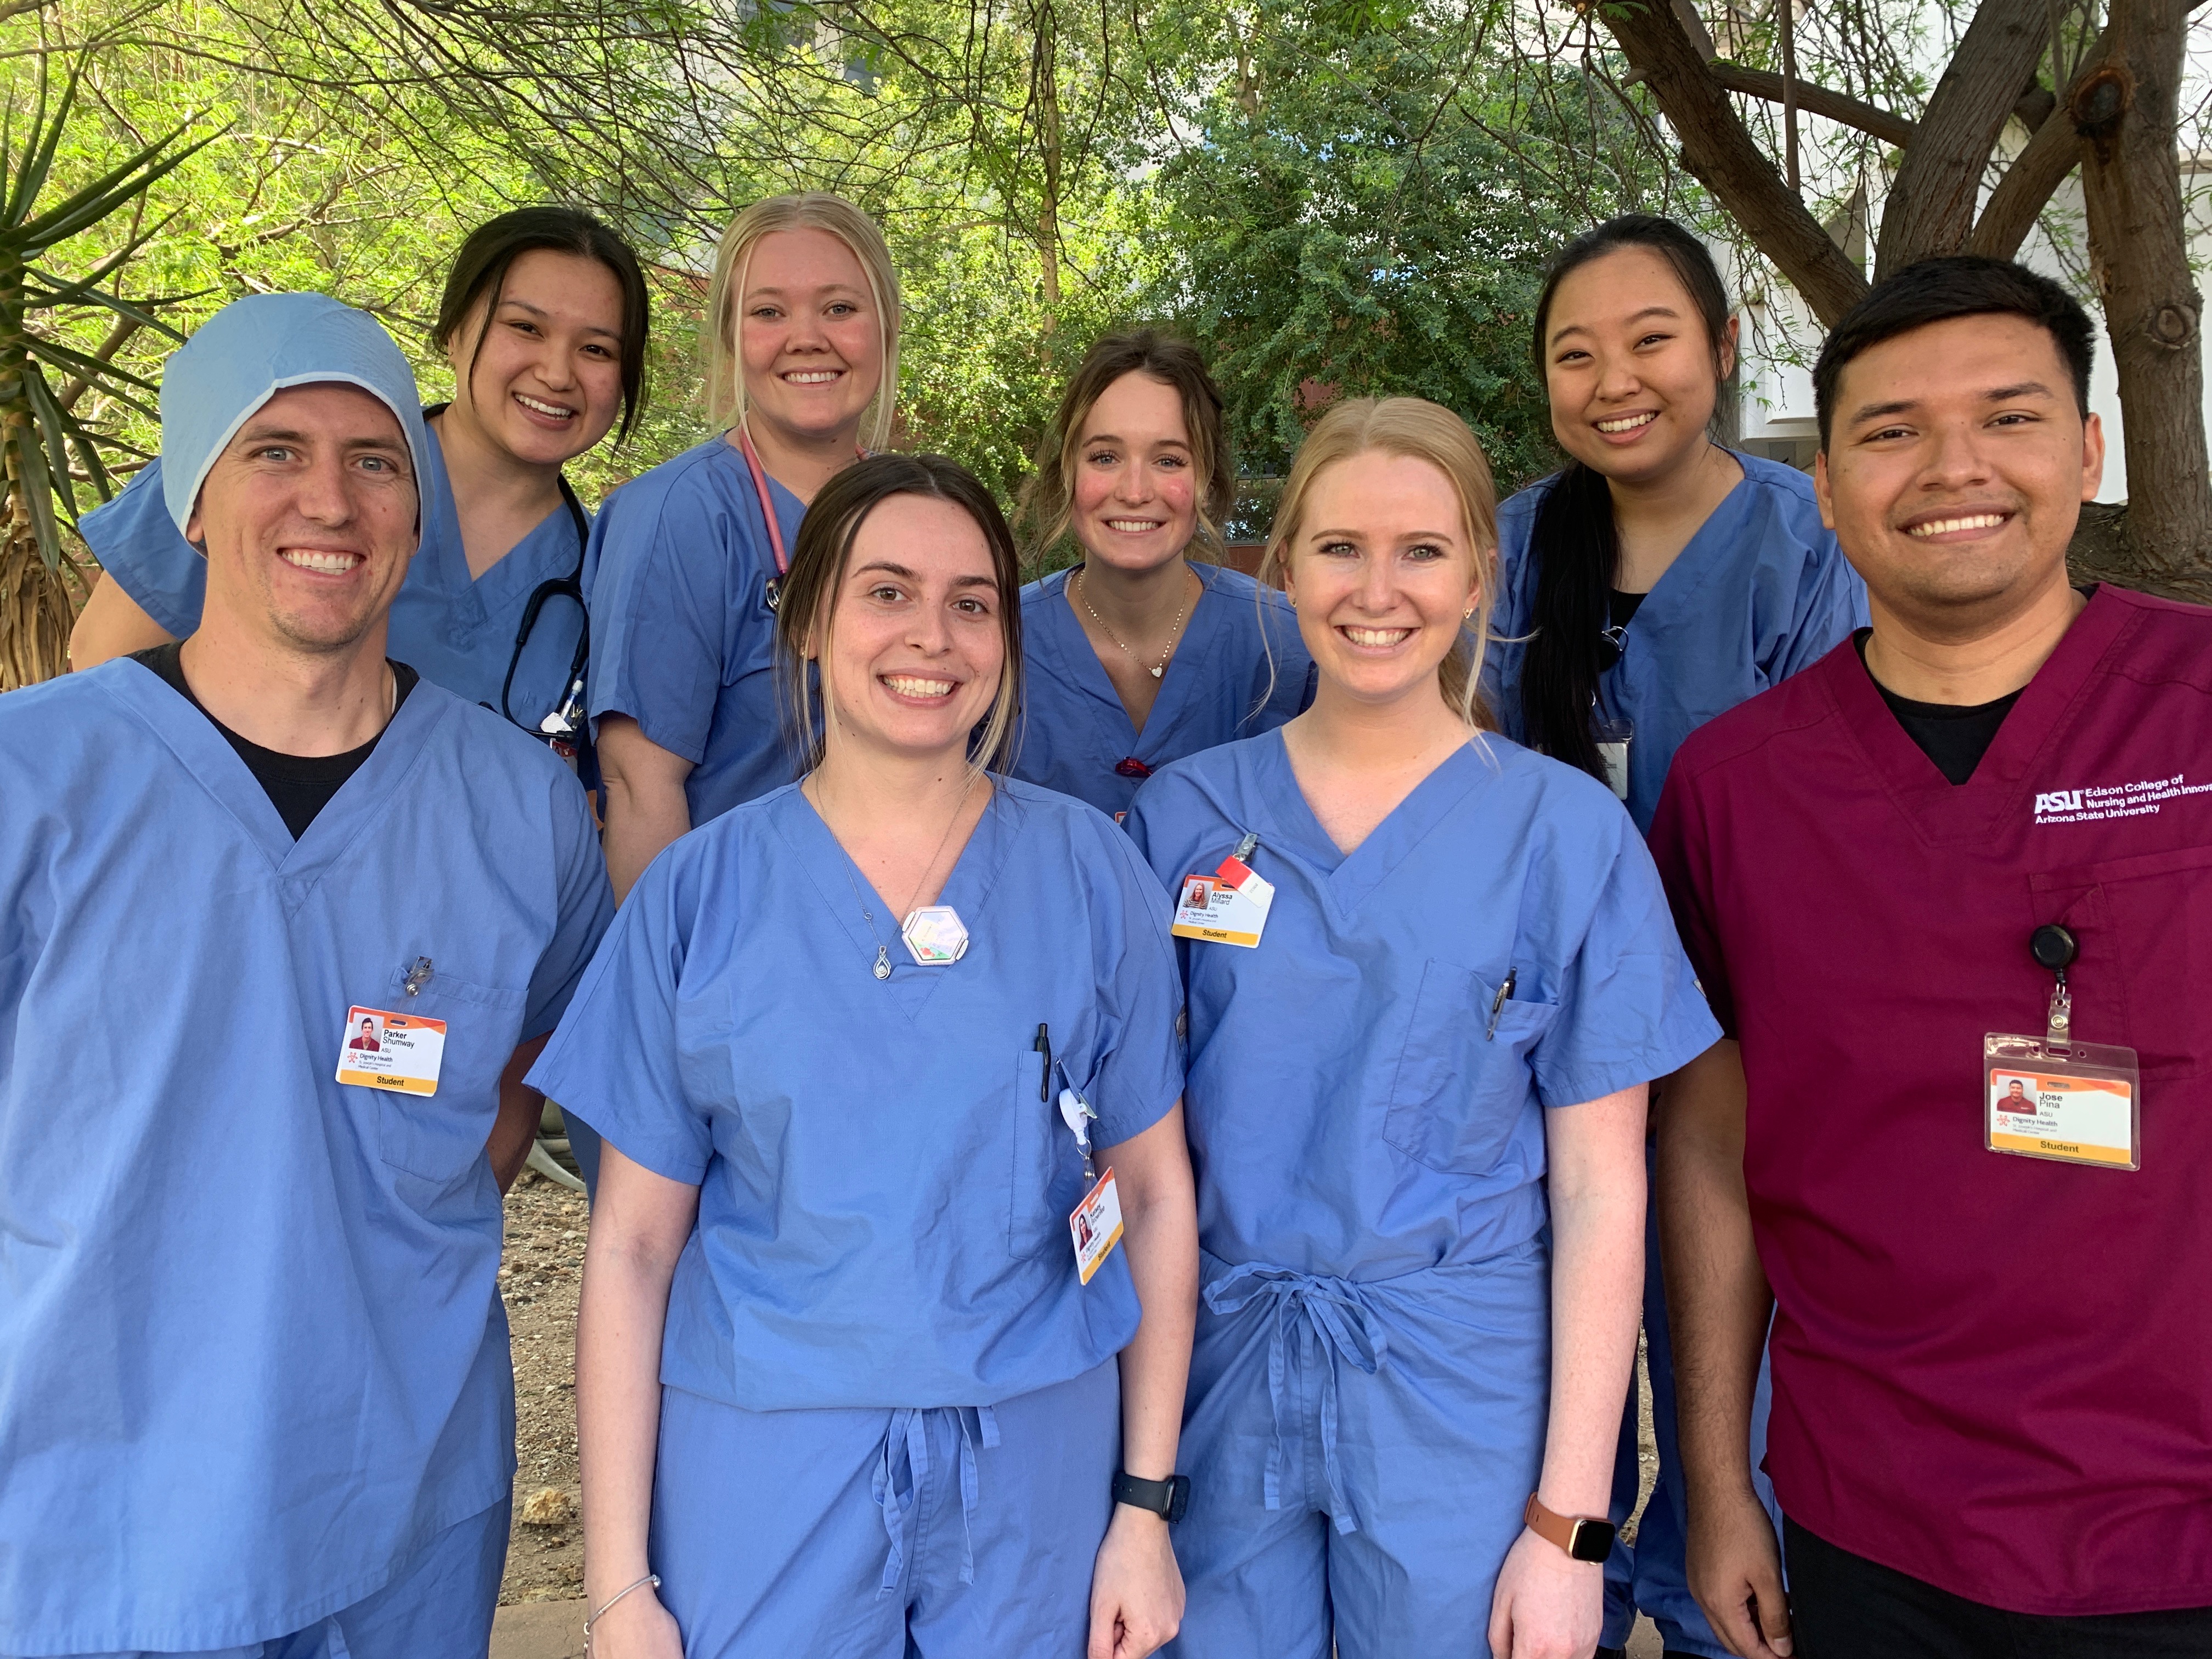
[492,1176,1662,1607]
[499,1171,588,1605]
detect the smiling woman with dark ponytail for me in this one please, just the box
[1483,215,1866,1659]
[1489,216,1864,827]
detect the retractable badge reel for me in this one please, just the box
[1057,1075,1123,1284]
[1983,924,2141,1171]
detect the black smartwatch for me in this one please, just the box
[1113,1469,1190,1524]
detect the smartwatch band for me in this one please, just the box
[1523,1492,1615,1564]
[1113,1469,1191,1524]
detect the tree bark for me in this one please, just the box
[1874,0,2049,273]
[1967,30,2118,262]
[1602,0,1869,326]
[2075,0,2212,599]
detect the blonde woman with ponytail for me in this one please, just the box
[1123,397,1719,1659]
[589,191,900,901]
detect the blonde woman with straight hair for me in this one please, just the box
[588,191,901,904]
[1009,329,1314,819]
[1123,397,1720,1659]
[539,452,1199,1659]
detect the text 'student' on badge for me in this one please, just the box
[901,905,969,966]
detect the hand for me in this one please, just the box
[584,1582,684,1659]
[1088,1504,1184,1659]
[1485,1527,1603,1658]
[1686,1489,1792,1658]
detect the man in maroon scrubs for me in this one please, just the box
[1651,256,2212,1658]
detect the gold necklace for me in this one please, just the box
[1077,564,1193,680]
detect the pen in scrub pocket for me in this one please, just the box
[1486,969,1517,1041]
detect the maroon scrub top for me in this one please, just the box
[1649,584,2212,1616]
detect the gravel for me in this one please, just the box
[499,1172,587,1605]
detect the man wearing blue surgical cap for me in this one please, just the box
[0,293,614,1657]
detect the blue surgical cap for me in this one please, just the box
[158,292,430,536]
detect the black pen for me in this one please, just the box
[1034,1023,1052,1099]
[1485,969,1516,1041]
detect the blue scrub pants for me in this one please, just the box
[7,1497,509,1659]
[1165,1239,1549,1659]
[1600,1147,1782,1658]
[650,1359,1120,1657]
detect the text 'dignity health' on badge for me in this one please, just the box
[335,1005,448,1096]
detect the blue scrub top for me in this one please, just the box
[529,778,1186,1412]
[582,435,807,827]
[78,425,592,732]
[1124,732,1718,1279]
[1012,563,1316,819]
[0,664,612,1654]
[1482,451,1866,833]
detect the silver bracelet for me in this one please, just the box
[584,1572,661,1646]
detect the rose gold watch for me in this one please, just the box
[1523,1492,1617,1563]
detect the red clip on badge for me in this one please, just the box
[1115,757,1153,779]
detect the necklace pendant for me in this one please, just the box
[873,945,893,981]
[1149,665,1163,678]
[901,905,970,966]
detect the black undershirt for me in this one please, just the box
[133,643,419,838]
[1854,630,2021,786]
[1608,588,1647,631]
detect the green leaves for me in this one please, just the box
[0,49,216,572]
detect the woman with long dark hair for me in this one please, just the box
[70,205,649,749]
[1484,215,1864,1659]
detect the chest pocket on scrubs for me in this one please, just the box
[1384,960,1558,1175]
[2032,843,2212,1081]
[371,974,530,1184]
[1010,1050,1089,1257]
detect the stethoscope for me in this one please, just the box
[740,424,868,614]
[419,400,596,755]
[498,475,591,756]
[740,425,793,613]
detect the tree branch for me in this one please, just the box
[1705,61,1917,149]
[1968,24,2115,261]
[1599,0,1869,326]
[1874,0,2050,273]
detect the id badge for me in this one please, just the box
[1593,714,1633,803]
[1172,851,1274,947]
[1984,1034,2140,1171]
[1070,1166,1125,1284]
[335,1005,447,1095]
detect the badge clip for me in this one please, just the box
[1059,1087,1098,1180]
[402,956,434,997]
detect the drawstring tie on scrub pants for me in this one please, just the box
[871,1404,1001,1594]
[1204,1262,1388,1536]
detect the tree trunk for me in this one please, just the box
[2075,0,2212,600]
[0,275,75,690]
[1872,0,2049,273]
[1030,0,1063,335]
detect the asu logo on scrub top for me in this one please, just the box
[2033,772,2212,825]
